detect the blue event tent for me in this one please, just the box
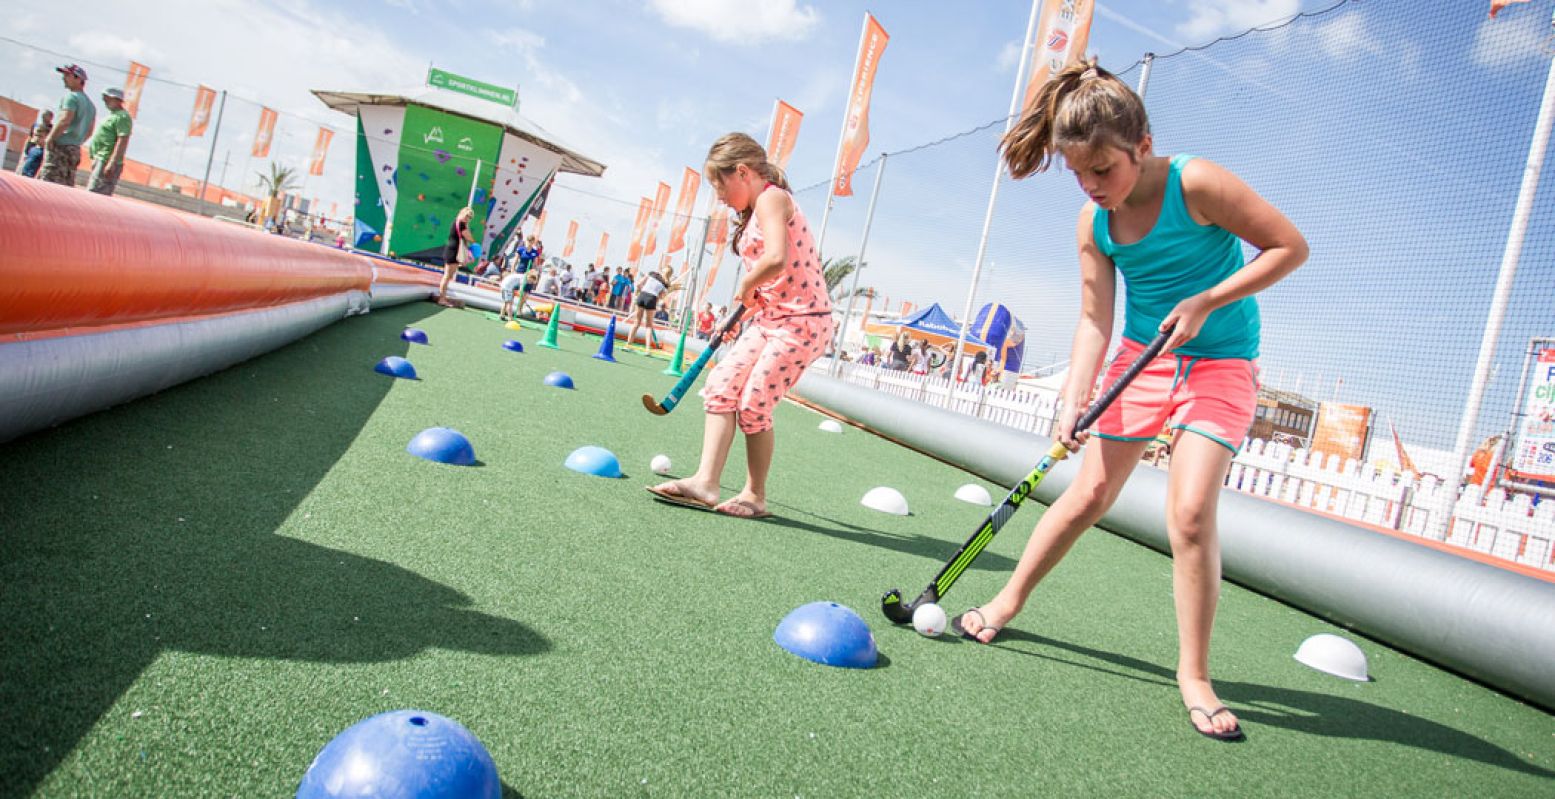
[865,303,989,352]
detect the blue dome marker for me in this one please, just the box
[564,446,623,478]
[406,427,476,466]
[373,356,418,379]
[296,709,499,799]
[774,601,878,669]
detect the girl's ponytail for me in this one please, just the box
[1000,59,1149,178]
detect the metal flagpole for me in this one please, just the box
[814,14,871,263]
[1436,8,1555,540]
[680,216,712,338]
[830,153,888,375]
[467,158,482,207]
[197,90,227,211]
[949,0,1043,376]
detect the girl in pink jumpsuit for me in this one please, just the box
[648,133,835,519]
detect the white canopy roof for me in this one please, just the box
[311,85,607,178]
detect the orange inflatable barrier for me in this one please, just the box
[0,173,374,341]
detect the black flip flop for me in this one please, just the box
[950,608,1002,644]
[1188,706,1246,742]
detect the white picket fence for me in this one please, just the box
[831,361,1062,436]
[826,360,1555,573]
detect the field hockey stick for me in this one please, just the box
[881,327,1174,624]
[642,304,748,415]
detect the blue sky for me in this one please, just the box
[3,0,1552,460]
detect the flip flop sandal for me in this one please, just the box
[950,608,1002,644]
[1187,706,1246,742]
[714,498,773,520]
[646,482,717,511]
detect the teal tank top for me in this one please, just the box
[1093,154,1259,360]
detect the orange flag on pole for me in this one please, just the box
[534,209,548,240]
[667,167,701,254]
[563,220,578,257]
[832,13,889,197]
[1491,0,1532,17]
[1022,0,1095,112]
[595,231,610,266]
[308,127,333,176]
[766,100,804,171]
[252,107,278,157]
[643,181,672,256]
[627,197,651,264]
[188,85,216,137]
[698,207,729,301]
[123,61,150,119]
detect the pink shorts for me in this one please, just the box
[1092,338,1258,453]
[702,313,834,434]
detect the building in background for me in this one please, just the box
[1251,387,1319,449]
[313,69,605,263]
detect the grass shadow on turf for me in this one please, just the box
[988,628,1555,778]
[0,302,552,796]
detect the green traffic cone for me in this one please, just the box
[662,328,688,376]
[537,300,562,349]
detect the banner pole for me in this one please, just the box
[815,14,871,263]
[1435,8,1555,540]
[950,0,1043,376]
[830,152,888,375]
[197,90,227,211]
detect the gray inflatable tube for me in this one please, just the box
[0,294,357,444]
[789,369,1555,711]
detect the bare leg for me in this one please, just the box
[437,264,457,301]
[651,412,738,506]
[957,437,1150,642]
[1165,431,1240,736]
[721,429,774,515]
[626,308,644,347]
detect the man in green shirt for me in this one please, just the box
[87,87,133,196]
[40,64,96,188]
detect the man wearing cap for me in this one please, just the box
[40,64,96,188]
[87,87,133,196]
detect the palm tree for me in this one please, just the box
[255,162,300,225]
[256,162,300,200]
[824,256,869,301]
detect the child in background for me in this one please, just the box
[498,266,524,322]
[949,60,1307,743]
[648,133,834,519]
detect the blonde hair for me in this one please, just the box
[1000,59,1150,179]
[704,132,790,249]
[457,207,475,221]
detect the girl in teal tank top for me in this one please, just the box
[950,59,1308,742]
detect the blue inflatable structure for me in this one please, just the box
[972,302,1026,375]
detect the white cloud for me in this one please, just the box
[1174,0,1301,43]
[488,27,546,52]
[647,0,819,44]
[996,40,1021,73]
[66,32,164,64]
[1471,12,1547,69]
[1309,13,1384,61]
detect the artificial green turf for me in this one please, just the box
[2,302,1552,797]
